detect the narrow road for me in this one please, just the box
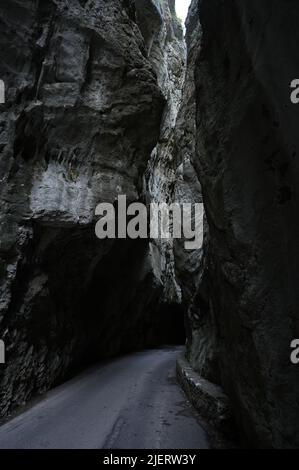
[0,347,210,449]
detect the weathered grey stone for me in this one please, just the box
[173,0,203,310]
[186,0,299,449]
[1,0,297,450]
[0,0,184,418]
[145,0,186,305]
[177,354,233,436]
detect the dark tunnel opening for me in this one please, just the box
[0,221,186,419]
[77,237,186,370]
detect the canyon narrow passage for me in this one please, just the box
[0,348,209,450]
[1,0,299,451]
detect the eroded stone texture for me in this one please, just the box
[0,0,185,417]
[2,0,296,450]
[145,0,186,304]
[173,0,203,316]
[187,0,299,448]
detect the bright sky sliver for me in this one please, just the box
[175,0,192,23]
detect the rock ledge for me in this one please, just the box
[176,354,234,437]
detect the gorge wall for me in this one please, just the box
[0,0,298,450]
[185,0,299,448]
[0,0,184,417]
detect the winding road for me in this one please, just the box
[0,347,210,449]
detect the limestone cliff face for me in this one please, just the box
[145,0,186,305]
[172,0,204,326]
[0,0,184,417]
[1,0,297,449]
[186,0,299,448]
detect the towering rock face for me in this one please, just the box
[145,0,186,305]
[172,0,203,326]
[0,0,184,417]
[1,0,296,450]
[187,0,299,448]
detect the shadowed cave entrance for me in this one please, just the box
[0,221,186,418]
[29,225,186,379]
[78,237,186,367]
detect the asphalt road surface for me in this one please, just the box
[0,347,210,449]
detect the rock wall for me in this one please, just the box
[0,0,184,417]
[186,0,299,448]
[1,0,296,449]
[172,0,204,331]
[145,0,186,305]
